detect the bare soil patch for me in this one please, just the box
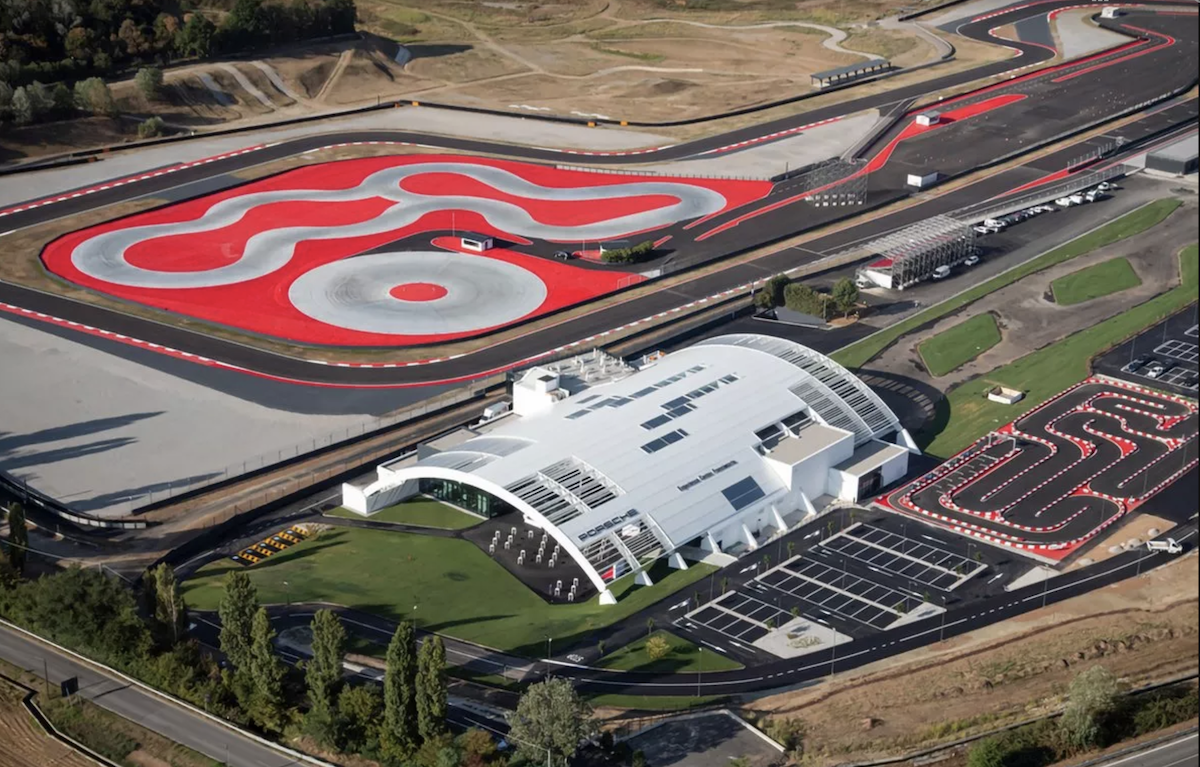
[0,679,95,767]
[749,555,1200,765]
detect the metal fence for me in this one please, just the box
[554,164,769,182]
[953,164,1131,225]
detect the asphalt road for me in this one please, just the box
[1099,731,1199,767]
[0,621,304,767]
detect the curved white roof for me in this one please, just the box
[379,334,904,599]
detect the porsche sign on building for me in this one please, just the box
[343,335,916,604]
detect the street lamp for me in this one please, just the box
[545,635,552,660]
[696,647,703,698]
[283,580,290,609]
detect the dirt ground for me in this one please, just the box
[0,679,95,767]
[0,0,949,160]
[748,553,1200,765]
[870,200,1197,389]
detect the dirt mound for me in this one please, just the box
[299,59,334,98]
[631,77,695,97]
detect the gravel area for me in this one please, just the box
[1053,9,1131,60]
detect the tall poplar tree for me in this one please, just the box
[383,622,418,755]
[249,607,286,732]
[415,634,447,742]
[306,609,345,743]
[218,570,258,671]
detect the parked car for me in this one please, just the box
[553,251,572,260]
[1068,193,1086,205]
[1055,197,1075,208]
[1122,354,1152,373]
[973,225,991,235]
[932,265,952,280]
[964,254,981,266]
[1145,362,1167,379]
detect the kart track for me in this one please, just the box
[41,156,768,346]
[0,0,1196,383]
[881,379,1199,560]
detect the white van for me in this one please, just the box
[931,265,952,280]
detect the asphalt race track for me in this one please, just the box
[881,379,1199,559]
[0,1,1195,387]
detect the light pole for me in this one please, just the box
[696,647,703,699]
[939,595,947,643]
[284,580,290,610]
[545,635,552,660]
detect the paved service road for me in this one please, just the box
[1099,731,1198,767]
[0,622,308,767]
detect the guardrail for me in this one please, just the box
[0,475,149,530]
[554,164,769,181]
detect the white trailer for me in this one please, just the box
[1146,539,1182,554]
[907,171,939,189]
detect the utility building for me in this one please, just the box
[342,335,916,604]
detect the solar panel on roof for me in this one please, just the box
[721,477,765,511]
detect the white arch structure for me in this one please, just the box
[343,334,915,605]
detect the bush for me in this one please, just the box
[138,116,166,138]
[600,239,656,264]
[136,67,164,99]
[644,634,671,661]
[783,283,833,318]
[74,78,117,117]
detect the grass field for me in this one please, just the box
[1051,257,1142,306]
[919,243,1197,458]
[918,313,1002,377]
[832,199,1183,371]
[326,498,480,529]
[597,631,743,674]
[181,527,715,656]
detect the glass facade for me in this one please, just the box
[418,478,513,518]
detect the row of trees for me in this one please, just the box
[754,273,861,319]
[0,76,118,125]
[0,511,607,767]
[1,0,357,92]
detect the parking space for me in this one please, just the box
[687,597,777,643]
[1155,339,1198,364]
[818,523,985,591]
[758,557,918,630]
[1096,306,1200,396]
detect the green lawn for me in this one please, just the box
[181,527,715,657]
[832,198,1183,371]
[918,313,1002,377]
[326,497,480,529]
[597,631,743,674]
[1051,257,1142,306]
[919,244,1197,459]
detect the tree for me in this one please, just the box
[383,622,418,756]
[11,87,34,124]
[832,277,860,315]
[763,274,789,308]
[151,562,186,644]
[135,66,163,99]
[4,503,28,576]
[416,634,447,742]
[1060,665,1121,750]
[784,283,832,318]
[457,728,498,767]
[337,683,383,754]
[137,115,165,138]
[51,82,73,114]
[175,13,216,57]
[966,734,1011,767]
[217,570,257,671]
[118,19,149,56]
[305,609,345,741]
[507,678,597,767]
[249,607,286,732]
[644,634,670,661]
[73,77,116,116]
[64,27,95,61]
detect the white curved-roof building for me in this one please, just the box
[343,335,916,604]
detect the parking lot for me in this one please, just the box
[1096,306,1200,395]
[679,520,979,656]
[819,523,987,591]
